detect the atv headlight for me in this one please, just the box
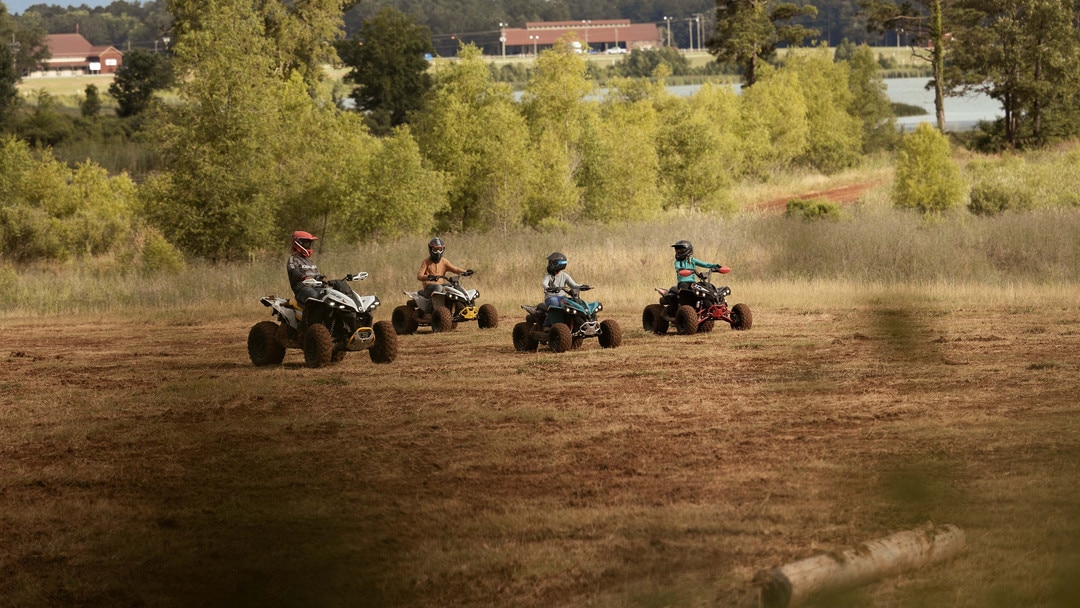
[370,300,379,310]
[475,290,480,299]
[596,302,603,312]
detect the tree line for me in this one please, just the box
[3,0,1080,267]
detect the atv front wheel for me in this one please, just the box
[431,306,454,333]
[392,305,418,335]
[642,304,665,334]
[478,303,499,329]
[369,320,399,363]
[248,321,286,366]
[548,323,572,353]
[730,303,753,330]
[675,305,699,335]
[598,319,622,348]
[697,319,715,333]
[303,324,334,368]
[512,322,538,352]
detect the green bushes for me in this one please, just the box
[966,151,1080,215]
[893,123,966,213]
[786,198,843,220]
[0,136,141,262]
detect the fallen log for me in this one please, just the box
[753,522,966,608]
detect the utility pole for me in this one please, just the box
[499,22,507,58]
[663,16,672,47]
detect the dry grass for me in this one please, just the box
[2,280,1079,607]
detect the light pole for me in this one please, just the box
[687,18,694,51]
[499,22,507,58]
[693,16,700,52]
[663,16,672,48]
[529,34,539,56]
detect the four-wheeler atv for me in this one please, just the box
[642,267,752,335]
[248,272,398,368]
[512,285,622,353]
[392,271,498,334]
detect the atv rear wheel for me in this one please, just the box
[548,323,572,353]
[512,322,538,352]
[730,303,753,330]
[675,305,699,335]
[392,305,418,335]
[369,320,399,363]
[697,319,715,333]
[598,319,622,348]
[248,321,286,366]
[478,303,499,329]
[431,306,454,333]
[303,324,334,368]
[642,304,665,334]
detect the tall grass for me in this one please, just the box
[3,206,1080,317]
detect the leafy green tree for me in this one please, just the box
[657,83,742,212]
[615,47,691,78]
[18,90,74,146]
[843,43,898,152]
[893,122,966,213]
[0,42,17,129]
[257,0,347,90]
[861,0,950,130]
[81,84,102,118]
[784,48,862,173]
[341,126,446,241]
[0,135,139,262]
[148,0,284,260]
[521,38,596,226]
[412,44,529,232]
[579,79,663,222]
[337,7,433,135]
[736,64,810,175]
[709,0,820,86]
[108,48,173,117]
[947,0,1079,147]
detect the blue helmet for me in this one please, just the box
[546,252,568,275]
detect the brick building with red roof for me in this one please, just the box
[38,32,123,76]
[499,19,661,56]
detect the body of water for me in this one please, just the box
[666,78,1001,131]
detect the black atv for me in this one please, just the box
[642,267,752,335]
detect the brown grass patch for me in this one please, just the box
[2,295,1079,607]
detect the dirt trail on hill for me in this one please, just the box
[753,179,885,212]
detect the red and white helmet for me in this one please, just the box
[292,230,318,258]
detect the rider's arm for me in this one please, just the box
[443,259,466,275]
[418,260,433,283]
[560,272,582,289]
[692,257,720,269]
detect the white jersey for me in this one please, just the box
[542,271,581,296]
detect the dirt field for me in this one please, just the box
[2,294,1079,607]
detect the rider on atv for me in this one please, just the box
[288,230,324,307]
[417,237,472,302]
[667,240,722,313]
[540,252,589,326]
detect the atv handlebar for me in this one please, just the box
[345,272,369,281]
[429,270,475,283]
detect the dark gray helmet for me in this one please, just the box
[672,240,693,261]
[428,237,445,262]
[546,251,568,275]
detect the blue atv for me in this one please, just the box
[513,285,622,353]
